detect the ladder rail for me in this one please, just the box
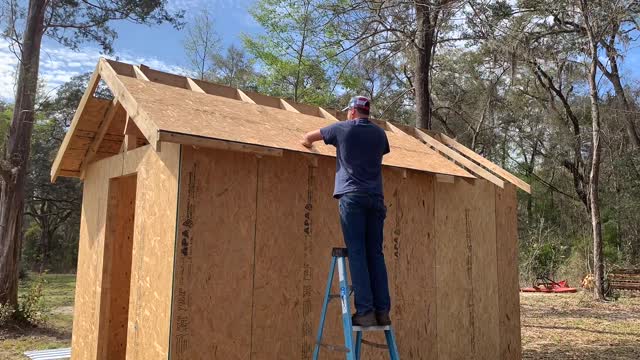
[313,248,400,360]
[337,256,356,360]
[313,256,337,360]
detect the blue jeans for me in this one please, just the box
[338,192,391,315]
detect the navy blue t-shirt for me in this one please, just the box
[320,118,390,198]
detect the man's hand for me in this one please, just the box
[302,129,323,148]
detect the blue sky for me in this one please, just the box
[1,0,640,101]
[0,0,262,100]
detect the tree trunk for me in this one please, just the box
[581,0,605,301]
[414,1,433,129]
[0,0,46,307]
[601,47,640,149]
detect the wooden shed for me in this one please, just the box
[51,58,529,360]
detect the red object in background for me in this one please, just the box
[520,277,578,293]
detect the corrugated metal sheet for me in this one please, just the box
[23,347,71,360]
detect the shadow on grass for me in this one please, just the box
[523,323,638,337]
[523,345,640,360]
[0,322,71,341]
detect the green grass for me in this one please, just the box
[0,273,75,360]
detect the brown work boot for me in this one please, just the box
[375,311,391,326]
[352,312,377,327]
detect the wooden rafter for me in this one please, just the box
[319,107,339,121]
[414,129,505,188]
[236,89,256,104]
[50,62,102,182]
[79,99,123,178]
[186,78,205,93]
[280,99,300,113]
[133,66,149,81]
[438,133,531,193]
[51,58,531,190]
[99,58,160,150]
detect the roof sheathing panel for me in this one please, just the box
[117,75,473,178]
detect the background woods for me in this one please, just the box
[1,0,639,309]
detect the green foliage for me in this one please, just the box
[211,44,258,90]
[0,103,13,148]
[0,273,48,327]
[243,0,336,105]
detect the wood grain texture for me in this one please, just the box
[435,179,501,360]
[51,63,102,182]
[96,175,137,360]
[470,181,500,360]
[496,185,523,360]
[125,143,181,360]
[170,147,258,360]
[415,129,504,188]
[393,172,437,360]
[53,98,112,179]
[434,179,474,360]
[250,152,310,359]
[70,155,126,360]
[114,75,473,178]
[439,134,531,193]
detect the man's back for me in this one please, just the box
[320,119,390,198]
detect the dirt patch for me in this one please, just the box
[51,306,73,316]
[521,291,640,359]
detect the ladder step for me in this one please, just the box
[361,339,389,349]
[352,325,391,332]
[317,342,350,353]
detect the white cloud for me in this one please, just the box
[0,40,19,100]
[168,0,254,17]
[0,38,187,103]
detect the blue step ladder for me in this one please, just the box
[312,247,400,360]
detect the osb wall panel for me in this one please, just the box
[71,144,179,360]
[125,142,181,359]
[496,185,522,360]
[71,145,153,359]
[96,175,137,360]
[470,181,500,359]
[435,179,500,360]
[250,152,310,359]
[71,154,128,360]
[390,172,437,360]
[168,149,517,359]
[170,147,258,360]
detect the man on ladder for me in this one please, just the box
[302,96,392,327]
